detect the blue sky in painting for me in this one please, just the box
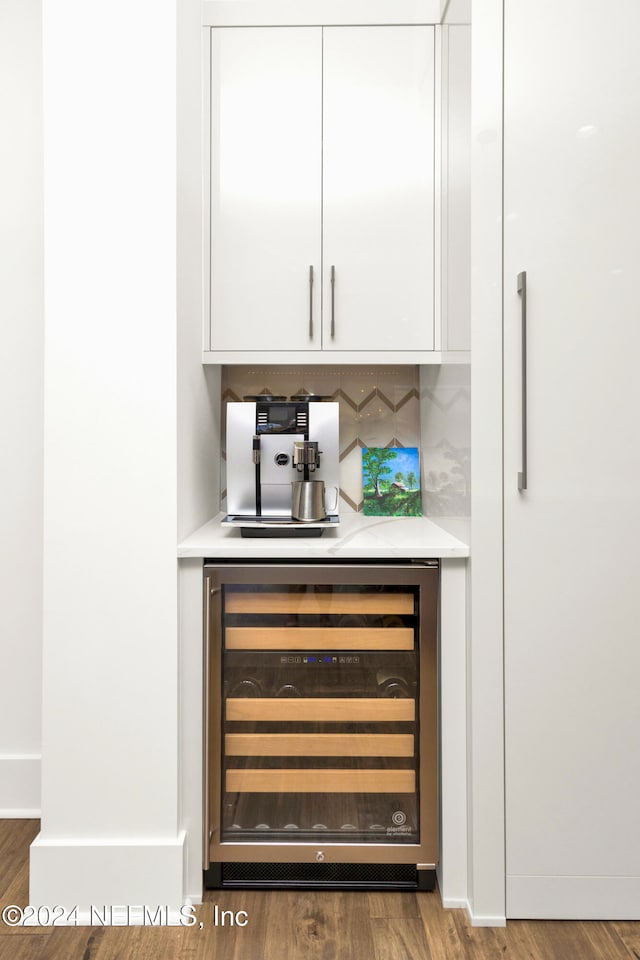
[363,447,420,483]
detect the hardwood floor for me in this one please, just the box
[1,821,639,960]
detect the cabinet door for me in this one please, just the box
[322,27,435,351]
[503,0,640,916]
[209,28,322,351]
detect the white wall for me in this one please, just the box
[0,0,43,817]
[31,0,184,909]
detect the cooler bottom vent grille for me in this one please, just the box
[207,861,434,890]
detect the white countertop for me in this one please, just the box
[178,512,469,559]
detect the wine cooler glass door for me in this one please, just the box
[206,566,438,861]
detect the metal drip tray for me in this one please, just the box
[222,515,340,538]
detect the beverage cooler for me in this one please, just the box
[203,561,439,890]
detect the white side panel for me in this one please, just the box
[443,25,470,351]
[438,559,468,905]
[504,0,640,915]
[178,559,205,904]
[210,27,322,351]
[35,0,181,905]
[178,0,221,539]
[468,0,506,923]
[322,26,435,352]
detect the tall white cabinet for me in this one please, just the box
[206,24,436,360]
[502,0,640,918]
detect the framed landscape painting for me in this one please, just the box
[362,447,422,517]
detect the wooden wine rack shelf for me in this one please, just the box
[226,697,415,723]
[225,732,415,757]
[226,768,416,794]
[225,627,414,650]
[225,592,414,615]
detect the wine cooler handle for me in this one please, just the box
[517,271,528,492]
[203,575,212,869]
[203,579,221,868]
[309,265,314,339]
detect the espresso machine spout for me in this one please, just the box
[293,440,321,474]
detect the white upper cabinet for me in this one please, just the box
[209,28,322,352]
[322,26,435,352]
[205,24,436,361]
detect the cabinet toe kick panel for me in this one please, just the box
[203,561,439,890]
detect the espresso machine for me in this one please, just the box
[223,398,340,534]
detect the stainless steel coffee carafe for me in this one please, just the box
[291,480,339,522]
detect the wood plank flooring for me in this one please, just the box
[1,820,639,960]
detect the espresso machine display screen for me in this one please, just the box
[255,406,296,433]
[225,401,340,530]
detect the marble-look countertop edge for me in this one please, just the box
[178,513,470,559]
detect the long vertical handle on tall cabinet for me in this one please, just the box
[309,265,314,339]
[330,265,336,338]
[203,575,212,868]
[517,271,528,491]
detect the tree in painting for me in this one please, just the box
[362,448,398,498]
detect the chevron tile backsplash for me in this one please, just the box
[220,364,470,516]
[221,365,420,513]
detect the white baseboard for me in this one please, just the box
[183,889,204,907]
[0,809,41,818]
[465,904,507,927]
[440,895,507,927]
[30,830,187,918]
[507,875,640,920]
[0,754,40,816]
[441,897,469,909]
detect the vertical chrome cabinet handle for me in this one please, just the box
[330,265,336,338]
[517,271,528,491]
[309,265,314,339]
